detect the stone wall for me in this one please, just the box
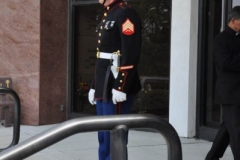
[0,0,68,125]
[39,0,68,124]
[0,0,40,125]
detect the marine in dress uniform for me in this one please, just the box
[88,0,142,160]
[205,6,240,160]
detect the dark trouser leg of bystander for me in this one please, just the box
[205,121,230,160]
[222,104,240,160]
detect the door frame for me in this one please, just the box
[196,0,232,141]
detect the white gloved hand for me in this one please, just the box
[112,89,127,104]
[88,89,96,105]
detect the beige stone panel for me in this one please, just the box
[0,44,40,73]
[0,0,40,126]
[0,0,40,45]
[10,72,40,125]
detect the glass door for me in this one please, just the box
[197,0,232,141]
[233,0,240,6]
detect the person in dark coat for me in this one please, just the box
[205,6,240,160]
[88,0,142,159]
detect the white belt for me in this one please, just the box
[96,51,121,79]
[96,52,112,59]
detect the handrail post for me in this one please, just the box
[0,87,21,152]
[110,125,127,160]
[0,114,182,160]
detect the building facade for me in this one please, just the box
[0,0,239,141]
[0,0,68,125]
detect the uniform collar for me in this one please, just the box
[226,26,239,36]
[104,0,123,12]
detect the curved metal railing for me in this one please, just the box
[0,87,21,152]
[0,114,182,160]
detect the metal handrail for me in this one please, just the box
[0,87,21,151]
[0,114,182,160]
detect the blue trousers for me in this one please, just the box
[96,95,136,160]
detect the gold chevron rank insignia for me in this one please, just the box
[122,18,134,35]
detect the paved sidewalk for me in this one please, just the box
[0,123,234,160]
